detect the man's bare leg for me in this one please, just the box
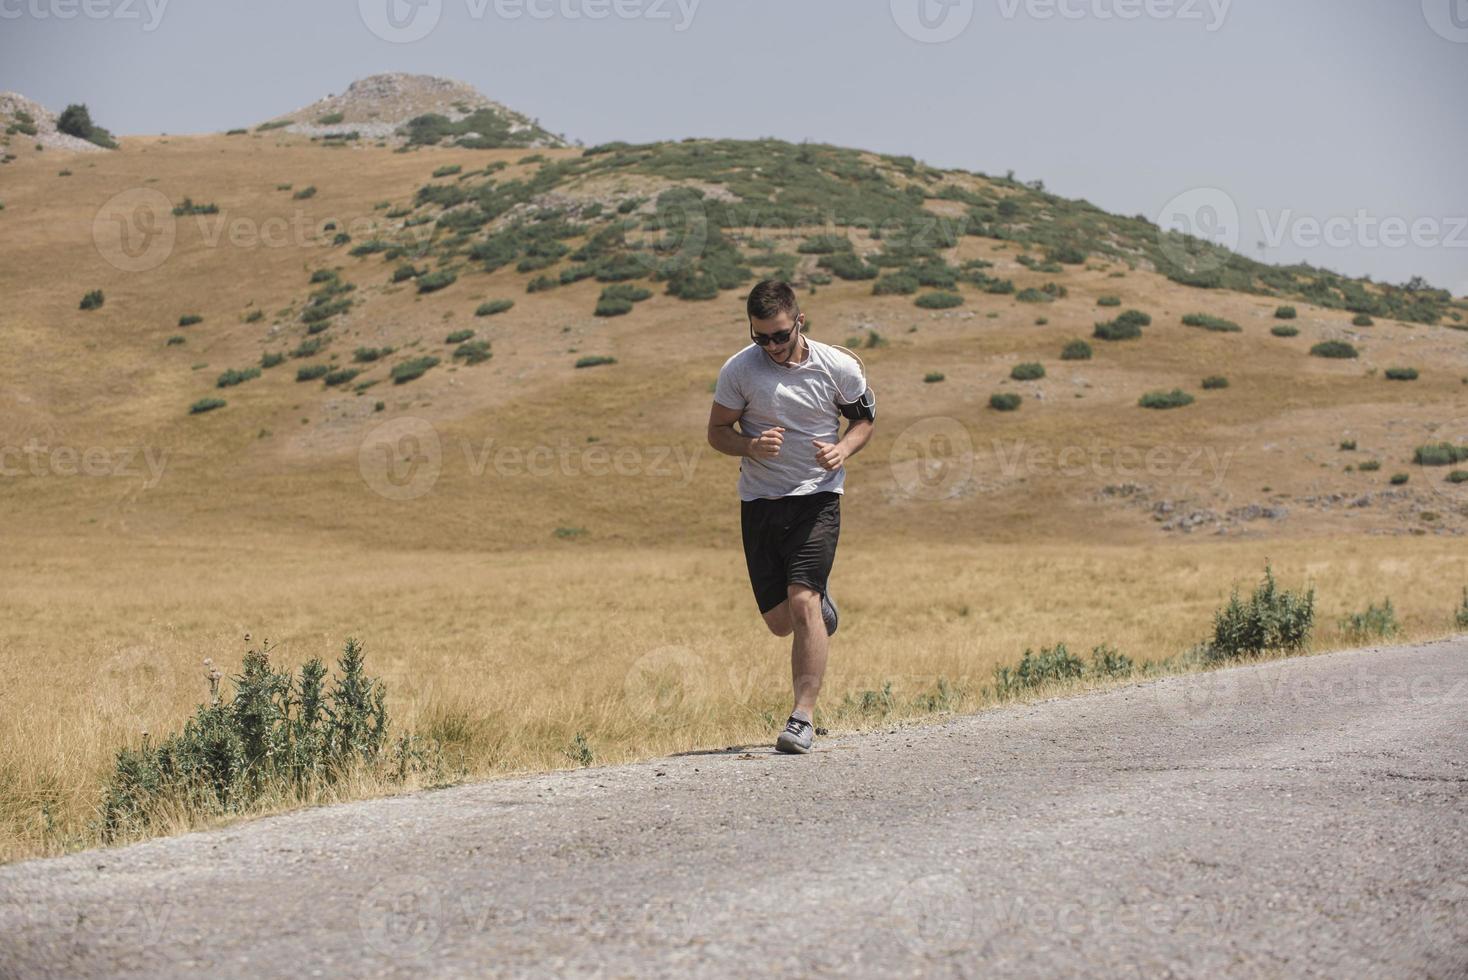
[785,584,828,717]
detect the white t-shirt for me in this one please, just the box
[713,337,867,501]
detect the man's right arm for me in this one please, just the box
[707,401,752,457]
[708,401,783,459]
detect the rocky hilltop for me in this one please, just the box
[254,73,569,149]
[0,92,112,154]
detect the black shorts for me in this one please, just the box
[740,491,841,614]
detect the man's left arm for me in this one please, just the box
[814,418,873,471]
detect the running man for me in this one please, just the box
[707,280,876,754]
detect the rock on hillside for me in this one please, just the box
[253,73,569,149]
[0,93,112,154]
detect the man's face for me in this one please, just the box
[750,311,801,363]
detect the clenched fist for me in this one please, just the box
[749,426,785,459]
[813,439,848,471]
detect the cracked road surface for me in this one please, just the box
[1,639,1465,978]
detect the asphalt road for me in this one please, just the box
[2,639,1465,979]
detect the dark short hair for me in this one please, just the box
[746,279,799,323]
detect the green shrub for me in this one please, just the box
[1201,375,1229,390]
[178,314,203,326]
[1206,563,1314,661]
[310,269,337,284]
[166,335,186,346]
[353,346,393,363]
[923,372,945,383]
[445,329,475,344]
[323,368,359,386]
[432,164,462,178]
[1089,644,1134,677]
[296,364,329,382]
[989,392,1022,411]
[245,310,264,323]
[317,112,345,125]
[57,103,117,148]
[817,253,878,281]
[1456,588,1468,629]
[1389,472,1409,485]
[601,283,652,303]
[216,366,261,388]
[1271,324,1300,337]
[1384,367,1418,381]
[1339,439,1356,451]
[1011,362,1045,381]
[290,337,325,359]
[915,291,963,309]
[99,637,404,839]
[1182,313,1242,332]
[1275,306,1297,319]
[1046,245,1086,265]
[1449,470,1468,485]
[594,298,634,317]
[992,643,1084,697]
[1310,340,1358,359]
[527,275,558,293]
[1352,314,1374,327]
[873,273,920,296]
[172,198,219,216]
[1412,442,1468,466]
[475,300,514,316]
[261,351,286,369]
[391,356,440,384]
[575,355,617,369]
[453,340,492,364]
[189,397,226,415]
[416,269,457,293]
[1358,459,1381,472]
[391,265,422,283]
[1339,598,1400,642]
[1139,389,1194,409]
[80,289,104,311]
[797,234,852,254]
[1060,339,1092,360]
[293,186,317,200]
[1097,295,1121,307]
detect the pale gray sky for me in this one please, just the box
[4,0,1466,295]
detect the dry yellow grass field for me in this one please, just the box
[1,127,1465,862]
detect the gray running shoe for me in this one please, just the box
[821,592,838,637]
[776,714,814,754]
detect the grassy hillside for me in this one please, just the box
[2,129,1465,551]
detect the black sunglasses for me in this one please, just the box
[750,317,802,347]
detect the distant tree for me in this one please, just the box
[57,103,117,148]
